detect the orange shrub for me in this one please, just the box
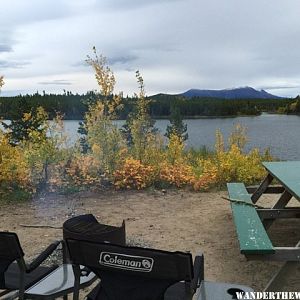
[49,154,102,191]
[192,172,218,191]
[114,158,155,190]
[159,163,194,188]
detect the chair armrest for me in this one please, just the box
[191,252,204,292]
[26,240,61,273]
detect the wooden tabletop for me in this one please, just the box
[263,161,300,201]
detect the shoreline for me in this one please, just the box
[2,112,296,121]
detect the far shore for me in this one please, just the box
[1,112,293,121]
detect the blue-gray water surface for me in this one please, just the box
[61,114,300,160]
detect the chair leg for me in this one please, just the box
[72,265,81,300]
[62,241,71,300]
[191,253,204,292]
[0,290,20,300]
[18,271,25,300]
[184,282,193,300]
[62,240,70,264]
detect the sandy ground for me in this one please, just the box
[1,189,300,295]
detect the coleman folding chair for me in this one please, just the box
[65,214,253,300]
[66,239,203,300]
[0,232,60,300]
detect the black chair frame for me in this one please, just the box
[0,232,61,300]
[66,239,204,300]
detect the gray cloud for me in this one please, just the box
[71,60,89,68]
[94,0,183,11]
[0,60,30,69]
[0,0,74,64]
[38,80,72,86]
[72,54,138,69]
[108,55,138,65]
[2,0,300,97]
[0,0,72,27]
[0,29,16,56]
[0,44,12,53]
[260,85,300,90]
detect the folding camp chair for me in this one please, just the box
[63,214,126,268]
[65,215,253,299]
[63,214,127,299]
[66,239,202,300]
[63,214,126,246]
[0,232,60,300]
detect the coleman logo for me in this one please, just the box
[99,252,154,272]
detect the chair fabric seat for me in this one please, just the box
[4,262,57,290]
[87,281,191,300]
[164,282,191,300]
[86,276,176,300]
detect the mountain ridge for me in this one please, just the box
[178,87,282,99]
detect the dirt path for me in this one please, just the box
[1,189,299,292]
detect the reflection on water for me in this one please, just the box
[63,115,300,160]
[2,114,300,160]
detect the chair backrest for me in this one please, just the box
[0,232,24,288]
[63,214,126,246]
[67,239,194,300]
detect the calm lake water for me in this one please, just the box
[2,114,300,160]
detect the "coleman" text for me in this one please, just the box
[99,252,154,272]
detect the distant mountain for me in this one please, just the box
[180,87,282,99]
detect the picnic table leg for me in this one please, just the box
[264,241,300,292]
[272,190,293,209]
[263,190,293,229]
[264,261,300,292]
[251,174,274,204]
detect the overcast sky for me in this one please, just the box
[1,0,300,97]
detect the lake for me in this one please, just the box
[60,114,300,160]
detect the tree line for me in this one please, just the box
[0,90,294,120]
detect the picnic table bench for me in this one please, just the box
[227,161,300,291]
[227,182,274,255]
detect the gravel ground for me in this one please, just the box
[1,189,299,297]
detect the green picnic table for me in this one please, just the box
[227,161,300,291]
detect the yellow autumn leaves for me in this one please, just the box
[112,129,270,190]
[0,133,32,200]
[0,52,272,201]
[0,111,271,200]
